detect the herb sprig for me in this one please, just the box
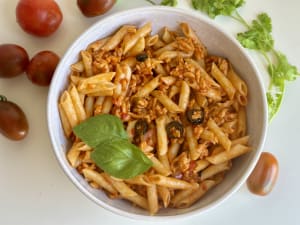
[191,0,300,121]
[145,0,178,7]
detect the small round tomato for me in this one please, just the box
[247,152,279,196]
[0,95,29,141]
[77,0,116,17]
[0,44,29,78]
[16,0,63,37]
[26,51,60,86]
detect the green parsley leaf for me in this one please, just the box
[267,52,299,120]
[160,0,177,6]
[267,81,285,121]
[192,0,245,18]
[73,114,128,148]
[237,13,274,52]
[91,138,153,179]
[73,114,153,179]
[269,52,300,83]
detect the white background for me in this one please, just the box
[0,0,299,224]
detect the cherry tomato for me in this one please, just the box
[77,0,116,17]
[26,51,60,86]
[0,44,29,78]
[0,95,29,141]
[16,0,63,37]
[247,152,279,196]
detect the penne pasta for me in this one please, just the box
[126,37,145,57]
[227,65,248,97]
[157,186,171,208]
[134,75,162,98]
[211,63,236,100]
[149,155,171,176]
[207,118,231,151]
[82,169,118,196]
[200,162,231,181]
[147,184,159,215]
[178,80,190,111]
[123,22,152,54]
[102,25,136,51]
[80,50,93,77]
[60,91,79,128]
[155,115,168,156]
[60,22,252,215]
[206,144,251,165]
[148,174,198,189]
[69,84,87,122]
[174,180,216,208]
[151,90,183,113]
[58,102,72,137]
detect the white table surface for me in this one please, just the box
[1,0,299,224]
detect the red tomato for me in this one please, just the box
[0,95,29,141]
[247,152,279,196]
[16,0,63,37]
[77,0,116,17]
[0,44,29,78]
[26,51,60,86]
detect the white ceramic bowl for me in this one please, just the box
[47,6,268,221]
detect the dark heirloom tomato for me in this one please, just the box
[26,51,60,86]
[77,0,116,17]
[16,0,63,37]
[0,96,29,141]
[0,44,29,78]
[247,152,279,196]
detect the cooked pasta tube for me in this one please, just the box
[104,174,149,210]
[174,180,216,208]
[123,22,152,54]
[206,144,251,165]
[148,174,198,189]
[155,115,168,156]
[69,84,87,122]
[151,90,183,113]
[102,25,136,51]
[211,63,236,100]
[80,50,93,77]
[58,103,72,137]
[82,169,118,196]
[200,161,231,181]
[147,184,159,215]
[207,118,231,151]
[60,91,79,128]
[170,188,195,207]
[134,75,162,98]
[149,155,171,176]
[124,175,150,186]
[157,186,171,208]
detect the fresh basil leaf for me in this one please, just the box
[91,138,153,179]
[73,114,128,148]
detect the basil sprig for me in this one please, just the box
[73,114,153,179]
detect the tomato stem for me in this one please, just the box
[0,95,7,102]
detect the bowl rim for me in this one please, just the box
[47,6,268,221]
